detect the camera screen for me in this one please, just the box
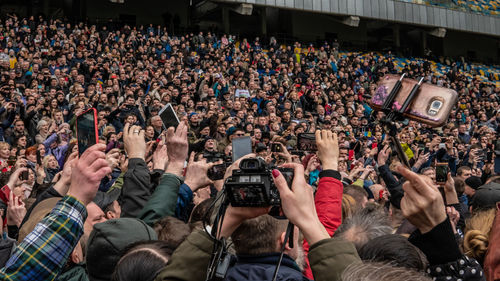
[77,108,98,156]
[231,186,266,205]
[298,133,317,151]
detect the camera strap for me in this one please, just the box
[271,222,294,281]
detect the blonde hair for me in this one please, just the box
[464,208,496,262]
[0,141,10,151]
[342,194,357,221]
[42,155,60,169]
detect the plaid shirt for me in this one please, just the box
[0,196,87,281]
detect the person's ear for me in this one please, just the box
[106,211,116,219]
[279,232,292,251]
[70,243,83,264]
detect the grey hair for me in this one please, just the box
[334,208,393,251]
[341,262,432,281]
[36,119,48,131]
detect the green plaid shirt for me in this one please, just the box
[0,196,87,281]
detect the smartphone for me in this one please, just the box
[232,136,252,162]
[76,108,98,156]
[208,163,226,181]
[438,143,446,150]
[36,150,42,165]
[370,74,458,127]
[487,151,493,162]
[435,163,448,184]
[0,185,10,204]
[159,103,180,130]
[297,133,317,151]
[20,170,29,181]
[271,143,282,153]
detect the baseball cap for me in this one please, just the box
[471,182,500,211]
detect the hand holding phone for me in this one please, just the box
[159,103,180,131]
[76,108,98,156]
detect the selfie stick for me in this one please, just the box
[271,222,294,281]
[382,73,405,110]
[381,75,424,168]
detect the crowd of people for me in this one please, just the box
[0,13,499,281]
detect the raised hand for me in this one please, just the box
[397,165,447,234]
[152,142,168,170]
[7,191,26,227]
[165,122,188,164]
[315,130,339,170]
[6,167,28,188]
[123,123,146,160]
[273,163,329,245]
[68,144,112,205]
[184,152,220,192]
[377,145,392,166]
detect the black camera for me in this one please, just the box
[225,158,294,207]
[203,151,231,163]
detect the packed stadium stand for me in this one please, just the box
[400,0,500,15]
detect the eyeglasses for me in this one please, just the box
[235,133,245,137]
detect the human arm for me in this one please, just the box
[0,144,110,281]
[303,130,344,279]
[120,124,152,218]
[397,165,485,281]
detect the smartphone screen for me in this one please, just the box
[208,163,226,181]
[77,108,98,156]
[20,170,28,181]
[435,163,448,184]
[232,136,252,162]
[159,103,180,130]
[297,133,317,151]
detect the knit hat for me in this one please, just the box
[18,197,61,243]
[471,182,500,211]
[86,218,158,281]
[465,176,482,190]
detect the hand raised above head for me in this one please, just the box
[315,130,339,170]
[397,165,446,234]
[68,144,112,205]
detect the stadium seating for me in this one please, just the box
[398,0,500,16]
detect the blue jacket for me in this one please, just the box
[225,253,310,281]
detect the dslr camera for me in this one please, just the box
[225,158,294,207]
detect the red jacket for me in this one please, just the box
[302,170,343,280]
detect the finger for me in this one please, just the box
[272,169,293,198]
[188,151,195,164]
[8,190,14,205]
[139,128,145,139]
[315,130,321,145]
[124,123,130,137]
[396,164,434,195]
[326,130,332,140]
[166,126,175,140]
[281,162,306,177]
[447,172,453,183]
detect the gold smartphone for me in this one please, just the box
[370,74,458,127]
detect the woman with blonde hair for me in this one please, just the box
[464,208,496,263]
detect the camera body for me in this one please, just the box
[225,158,294,207]
[203,151,230,163]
